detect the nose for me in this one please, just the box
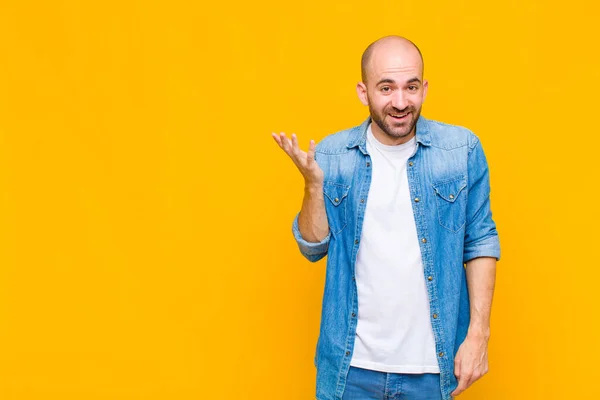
[391,90,408,111]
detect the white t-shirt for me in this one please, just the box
[349,124,440,374]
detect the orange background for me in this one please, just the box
[0,0,598,399]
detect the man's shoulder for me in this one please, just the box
[423,117,480,150]
[315,122,364,155]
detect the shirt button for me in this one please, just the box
[408,162,414,166]
[421,238,427,243]
[346,351,350,356]
[449,194,454,199]
[355,239,359,244]
[352,312,356,317]
[352,276,356,281]
[433,313,438,319]
[414,197,420,202]
[439,352,444,357]
[334,198,339,203]
[428,276,433,281]
[360,199,365,203]
[366,162,371,167]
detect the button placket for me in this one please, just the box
[407,151,446,373]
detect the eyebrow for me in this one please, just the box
[376,77,422,86]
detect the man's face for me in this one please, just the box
[357,46,428,144]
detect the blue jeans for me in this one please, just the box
[342,366,445,400]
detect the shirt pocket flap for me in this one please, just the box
[323,182,350,206]
[432,176,467,203]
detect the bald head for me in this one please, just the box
[361,36,424,84]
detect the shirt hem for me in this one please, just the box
[350,359,441,374]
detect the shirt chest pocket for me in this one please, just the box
[432,175,467,233]
[322,181,351,236]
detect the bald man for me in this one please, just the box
[272,36,500,400]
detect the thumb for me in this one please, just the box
[454,358,461,378]
[307,140,316,163]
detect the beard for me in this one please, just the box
[369,103,421,141]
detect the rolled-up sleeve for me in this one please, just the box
[292,212,330,262]
[463,137,501,264]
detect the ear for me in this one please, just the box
[422,79,429,102]
[356,82,369,106]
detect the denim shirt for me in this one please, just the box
[291,115,501,400]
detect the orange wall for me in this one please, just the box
[0,0,598,399]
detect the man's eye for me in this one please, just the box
[381,87,391,92]
[408,86,418,91]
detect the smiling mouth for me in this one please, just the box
[389,112,409,120]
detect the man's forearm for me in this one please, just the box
[464,256,497,339]
[298,184,329,243]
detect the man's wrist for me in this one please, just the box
[467,325,491,341]
[304,182,323,194]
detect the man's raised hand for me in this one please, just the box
[272,132,324,187]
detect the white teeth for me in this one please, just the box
[391,113,407,118]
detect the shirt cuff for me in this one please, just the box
[463,235,501,263]
[292,213,330,257]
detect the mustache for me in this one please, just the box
[388,106,412,113]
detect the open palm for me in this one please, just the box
[272,132,324,186]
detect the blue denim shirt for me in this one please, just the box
[292,115,501,400]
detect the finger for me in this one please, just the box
[466,374,475,389]
[290,133,301,157]
[280,133,292,153]
[452,364,465,396]
[468,370,483,386]
[456,374,471,394]
[307,140,316,163]
[272,133,283,148]
[280,133,300,166]
[451,379,466,396]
